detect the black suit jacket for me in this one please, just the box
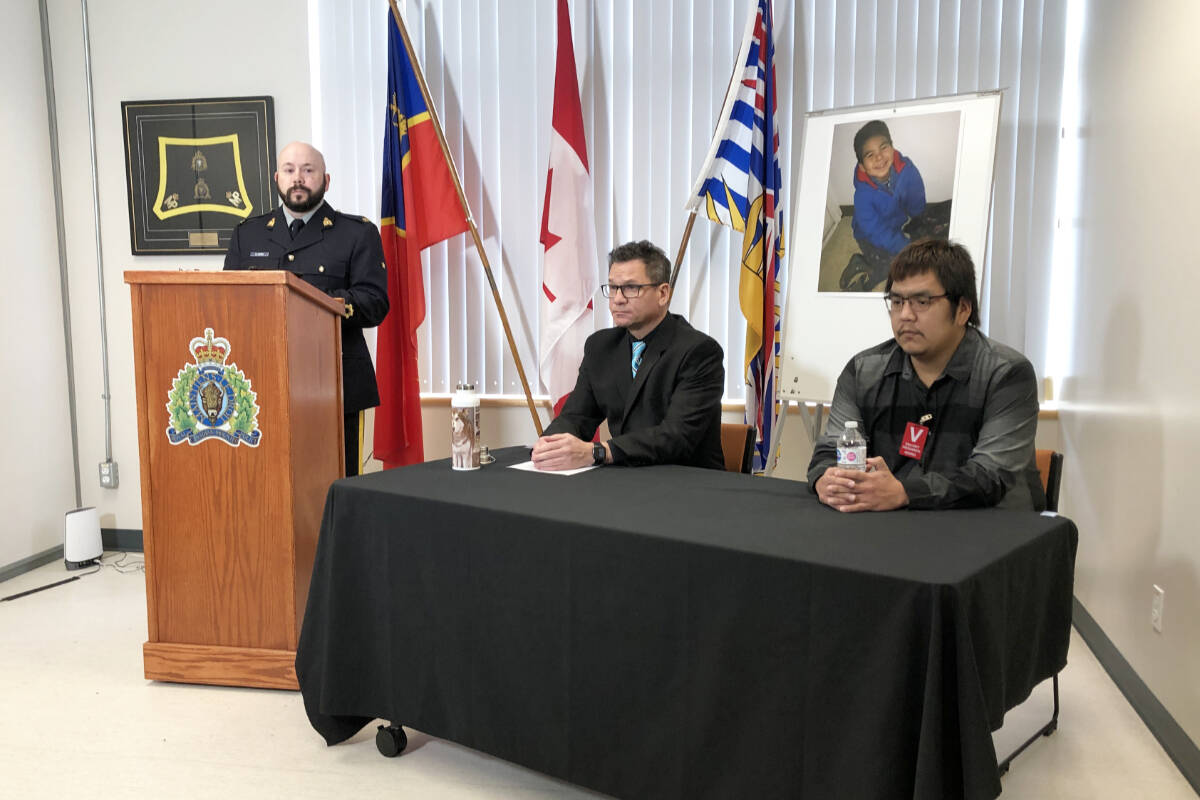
[544,314,725,469]
[223,202,390,413]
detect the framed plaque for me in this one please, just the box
[121,96,277,255]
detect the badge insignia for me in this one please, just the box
[898,421,929,460]
[266,217,276,228]
[152,134,254,221]
[322,216,333,228]
[165,328,262,447]
[225,190,243,208]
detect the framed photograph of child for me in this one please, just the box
[821,111,961,293]
[779,92,1001,401]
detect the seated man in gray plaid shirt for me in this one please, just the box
[808,239,1045,512]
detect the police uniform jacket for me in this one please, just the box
[223,202,390,413]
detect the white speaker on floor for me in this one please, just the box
[64,507,102,570]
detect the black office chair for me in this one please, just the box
[719,423,755,474]
[1036,449,1064,512]
[997,449,1065,775]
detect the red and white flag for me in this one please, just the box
[539,0,597,417]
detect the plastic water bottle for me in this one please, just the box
[836,421,867,472]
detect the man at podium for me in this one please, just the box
[224,141,389,476]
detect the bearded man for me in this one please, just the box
[224,141,389,476]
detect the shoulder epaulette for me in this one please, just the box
[330,210,376,226]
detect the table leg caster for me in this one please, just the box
[376,723,408,757]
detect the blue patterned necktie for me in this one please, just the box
[631,340,646,378]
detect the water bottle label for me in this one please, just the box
[837,445,867,471]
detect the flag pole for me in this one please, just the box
[668,212,697,294]
[388,0,544,436]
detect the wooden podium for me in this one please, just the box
[125,270,346,690]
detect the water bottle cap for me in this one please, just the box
[845,421,858,429]
[455,382,476,392]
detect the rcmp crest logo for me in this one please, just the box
[165,328,261,447]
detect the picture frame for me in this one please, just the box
[121,96,277,255]
[818,109,962,293]
[779,92,1002,401]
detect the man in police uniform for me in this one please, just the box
[224,141,389,476]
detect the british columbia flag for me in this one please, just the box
[685,0,785,473]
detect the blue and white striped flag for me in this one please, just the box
[685,0,785,473]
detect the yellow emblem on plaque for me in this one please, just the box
[152,134,253,221]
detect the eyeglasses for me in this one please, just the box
[600,283,664,299]
[884,292,949,313]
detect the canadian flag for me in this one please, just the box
[539,0,597,417]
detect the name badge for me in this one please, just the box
[899,421,930,460]
[249,250,271,257]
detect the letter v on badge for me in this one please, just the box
[899,421,929,459]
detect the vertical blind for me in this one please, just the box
[312,0,1068,399]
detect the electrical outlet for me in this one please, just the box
[99,460,119,489]
[1151,585,1164,634]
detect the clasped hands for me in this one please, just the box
[815,457,909,512]
[530,433,606,471]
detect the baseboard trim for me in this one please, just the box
[0,530,142,585]
[0,546,64,584]
[1073,597,1200,792]
[102,528,143,552]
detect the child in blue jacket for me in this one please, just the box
[846,120,926,288]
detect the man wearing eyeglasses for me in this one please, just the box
[808,239,1045,511]
[531,240,725,471]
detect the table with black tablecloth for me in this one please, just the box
[296,446,1077,800]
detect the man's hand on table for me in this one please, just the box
[531,433,606,471]
[815,457,909,512]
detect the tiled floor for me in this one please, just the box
[0,555,1195,799]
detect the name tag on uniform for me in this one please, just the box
[899,421,930,460]
[249,250,271,257]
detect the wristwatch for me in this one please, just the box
[592,442,606,466]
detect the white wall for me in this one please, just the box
[44,0,313,534]
[1,2,78,566]
[1060,0,1200,747]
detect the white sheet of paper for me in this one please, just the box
[509,460,597,476]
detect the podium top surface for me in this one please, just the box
[124,269,344,317]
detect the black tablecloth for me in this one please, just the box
[296,446,1077,800]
